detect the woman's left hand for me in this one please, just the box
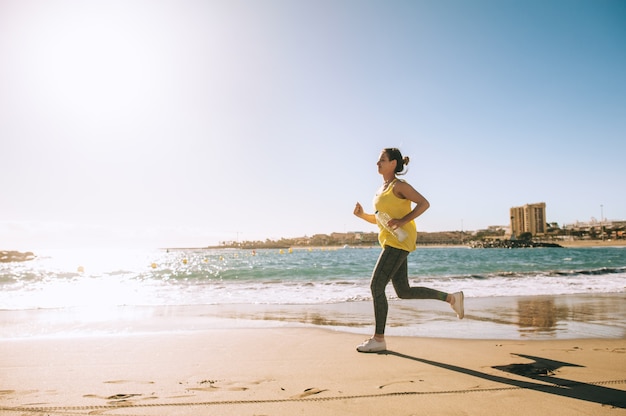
[387,217,403,230]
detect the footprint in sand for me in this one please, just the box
[187,378,271,392]
[106,394,142,400]
[592,347,626,353]
[83,393,159,406]
[378,380,420,389]
[291,387,328,398]
[103,380,155,385]
[84,393,142,401]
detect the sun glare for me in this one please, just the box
[31,248,156,309]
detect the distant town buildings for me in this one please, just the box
[562,219,626,240]
[214,202,624,248]
[507,202,625,241]
[510,202,546,238]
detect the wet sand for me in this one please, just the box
[2,293,625,340]
[1,293,625,415]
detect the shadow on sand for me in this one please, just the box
[382,350,625,409]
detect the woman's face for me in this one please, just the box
[377,151,396,175]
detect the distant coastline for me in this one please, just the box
[202,237,626,251]
[202,227,626,251]
[557,239,626,248]
[3,237,624,262]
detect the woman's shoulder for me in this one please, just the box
[393,178,412,188]
[392,178,416,198]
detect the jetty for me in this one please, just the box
[0,251,35,263]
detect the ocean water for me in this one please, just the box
[1,246,625,310]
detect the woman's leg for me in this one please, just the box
[391,260,448,301]
[359,246,464,352]
[390,258,465,319]
[370,247,409,335]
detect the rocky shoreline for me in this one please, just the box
[468,240,563,249]
[0,251,36,263]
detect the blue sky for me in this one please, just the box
[1,0,624,249]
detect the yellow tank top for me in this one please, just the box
[373,179,417,252]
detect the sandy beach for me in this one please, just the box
[1,294,625,415]
[558,240,626,248]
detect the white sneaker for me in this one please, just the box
[356,338,387,353]
[451,291,465,319]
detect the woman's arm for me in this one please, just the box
[353,202,377,224]
[388,181,430,228]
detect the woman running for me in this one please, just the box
[353,147,464,353]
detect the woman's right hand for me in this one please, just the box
[354,202,376,224]
[353,202,364,217]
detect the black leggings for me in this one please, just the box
[370,246,448,335]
